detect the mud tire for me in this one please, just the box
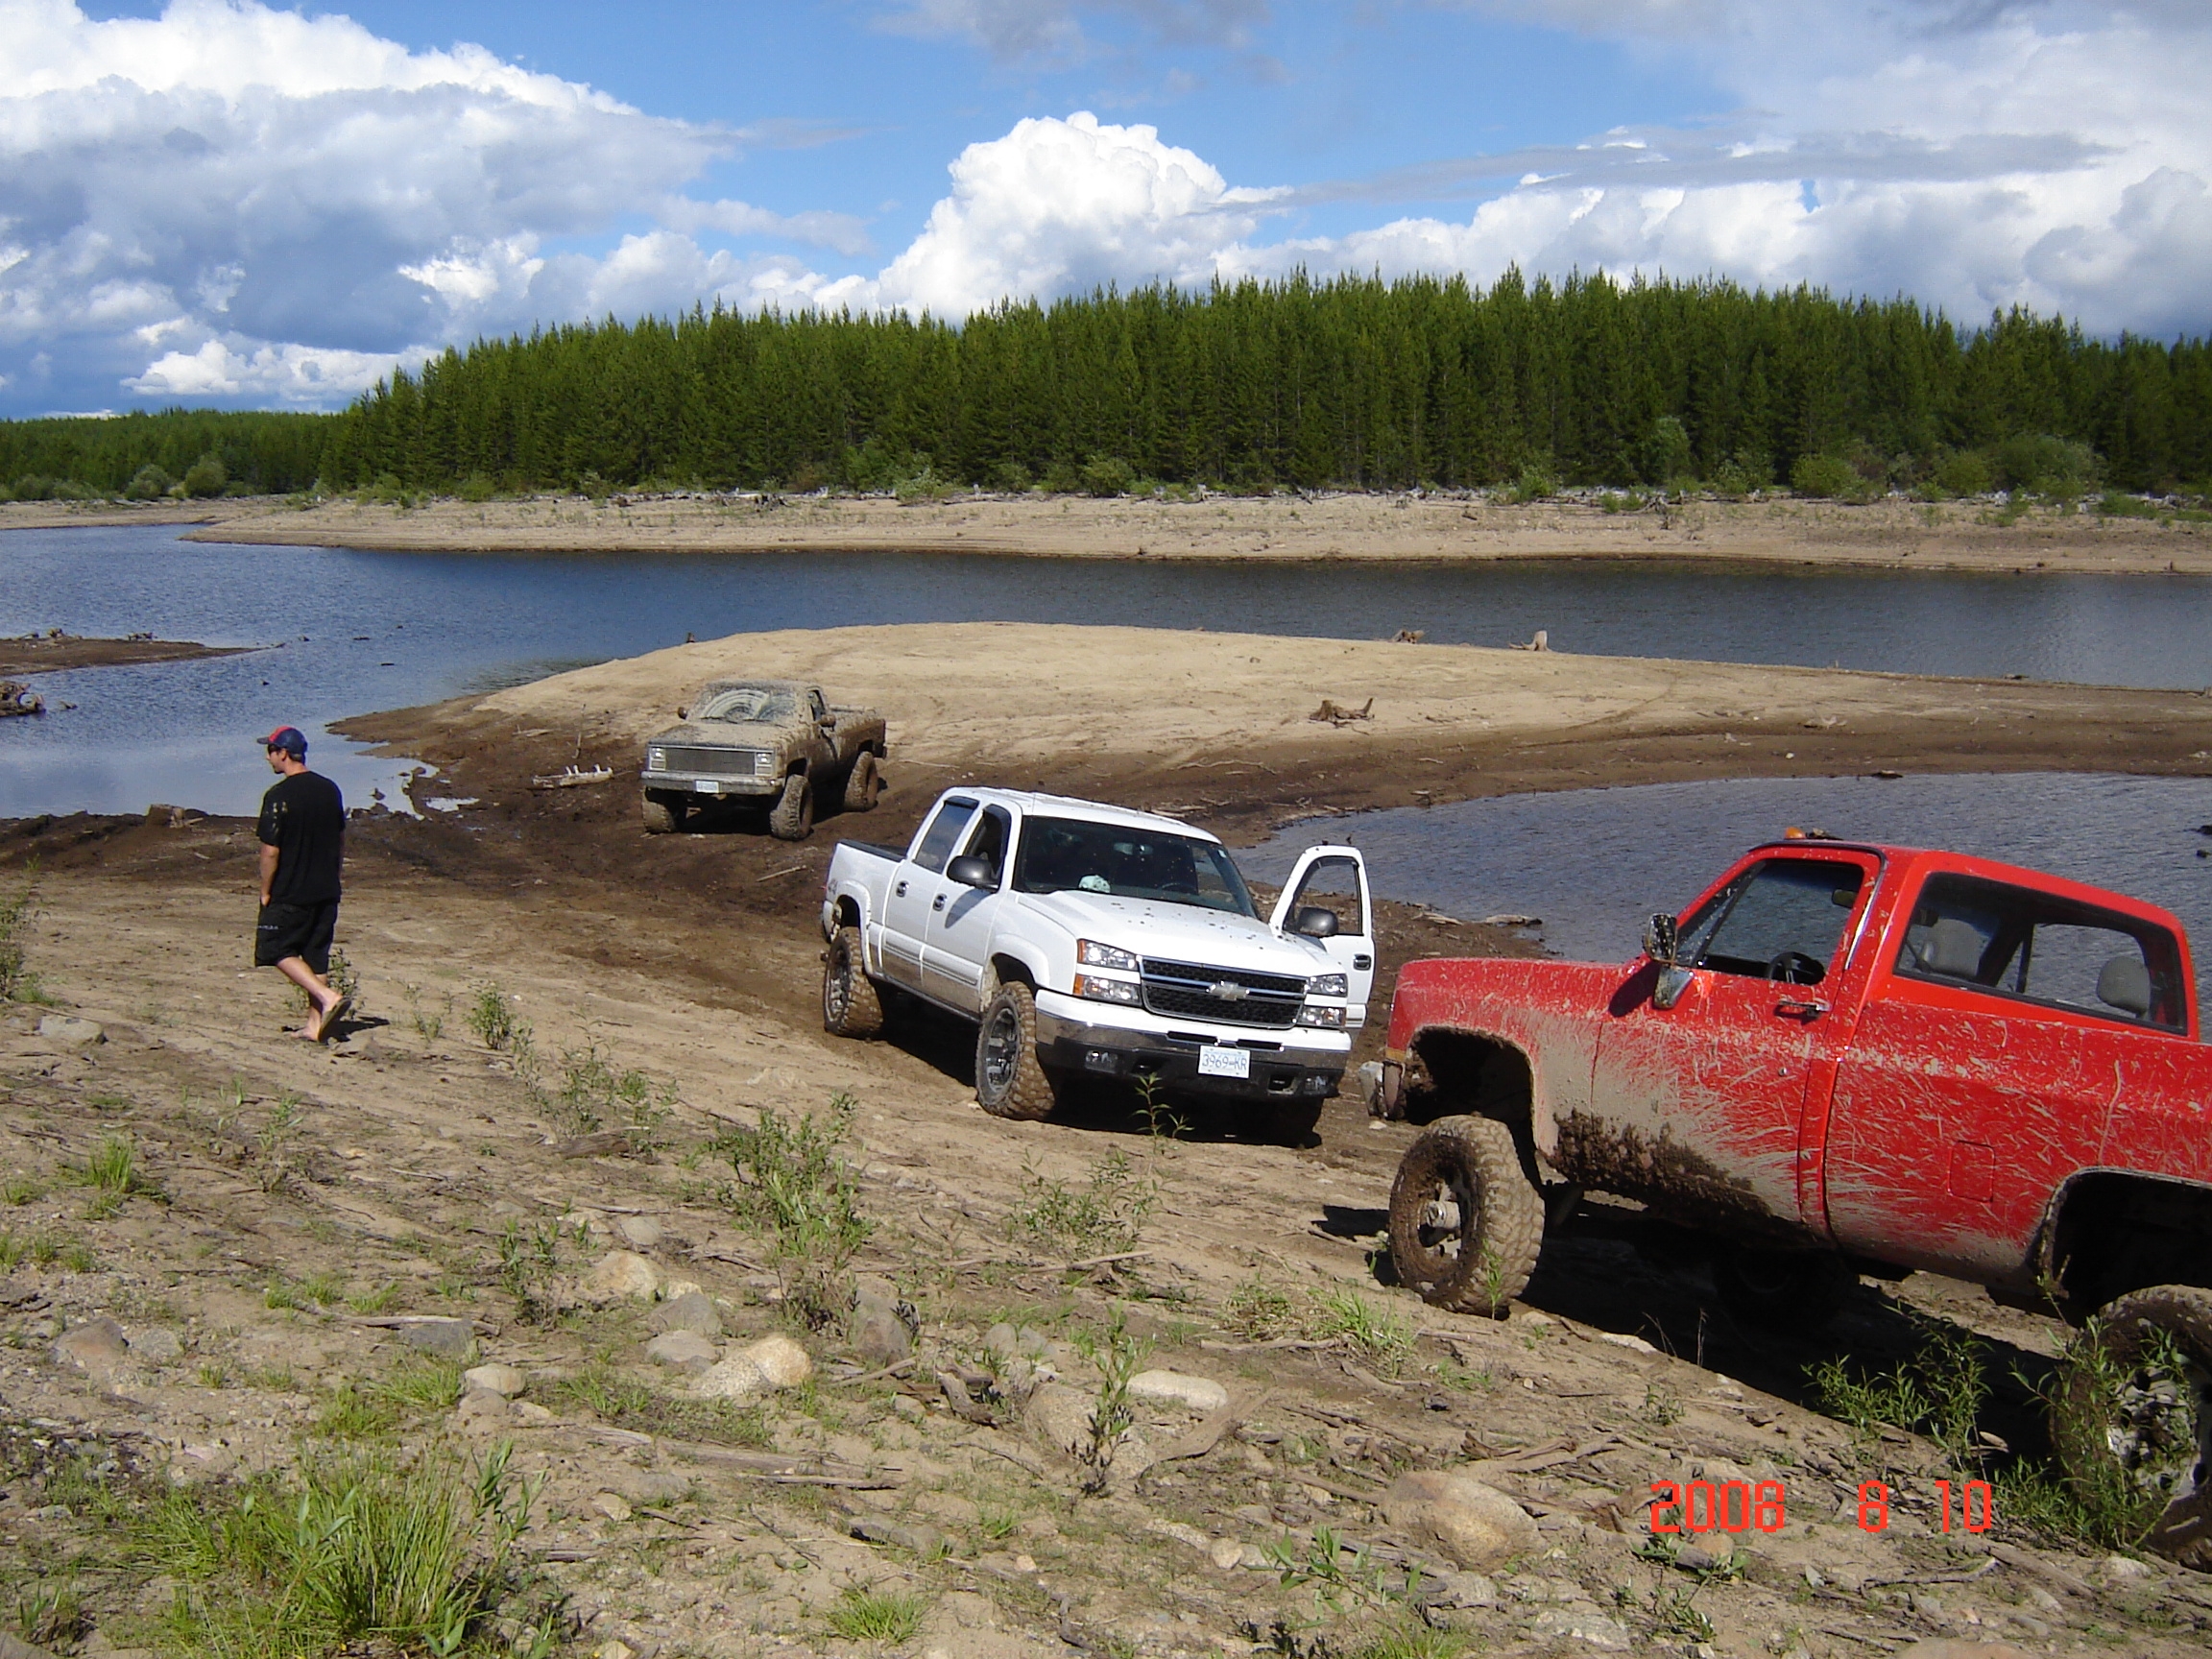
[767,773,814,840]
[641,790,683,834]
[2056,1284,2212,1570]
[821,924,886,1039]
[1387,1114,1545,1316]
[1711,1248,1857,1333]
[839,752,882,814]
[974,982,1058,1121]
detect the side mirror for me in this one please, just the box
[947,854,996,890]
[1642,912,1679,965]
[1292,905,1339,939]
[676,708,687,720]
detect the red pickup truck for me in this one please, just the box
[1373,838,2211,1565]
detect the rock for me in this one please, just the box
[650,1289,722,1337]
[584,1250,661,1303]
[693,1354,767,1402]
[983,1321,1020,1358]
[0,1632,62,1659]
[1433,1570,1498,1608]
[851,1517,944,1555]
[1895,1645,2032,1659]
[645,1331,719,1374]
[594,1642,635,1659]
[557,1129,634,1159]
[464,1362,526,1398]
[853,1278,914,1365]
[389,1316,478,1360]
[1207,1535,1244,1572]
[454,1388,515,1429]
[590,1490,634,1523]
[615,1214,663,1250]
[128,1326,185,1365]
[36,1015,103,1046]
[892,1393,926,1422]
[50,1317,128,1372]
[661,1278,704,1300]
[1382,1469,1541,1570]
[733,1333,812,1387]
[2102,1554,2153,1580]
[1529,1607,1631,1649]
[1127,1369,1229,1413]
[1023,1382,1097,1461]
[603,1468,690,1504]
[515,1401,554,1424]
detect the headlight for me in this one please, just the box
[1308,973,1347,998]
[1294,1003,1347,1028]
[1072,973,1142,1005]
[754,751,773,775]
[648,748,665,770]
[1077,939,1141,972]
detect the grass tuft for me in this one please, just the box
[711,1094,871,1329]
[1005,1148,1157,1259]
[825,1586,927,1644]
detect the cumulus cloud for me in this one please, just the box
[0,0,856,411]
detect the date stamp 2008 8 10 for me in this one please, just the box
[1648,1479,1996,1536]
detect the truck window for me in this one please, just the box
[962,806,1013,885]
[695,684,797,723]
[1286,855,1364,933]
[912,798,979,874]
[1678,858,1864,985]
[809,689,828,722]
[1012,816,1257,916]
[1894,873,2185,1031]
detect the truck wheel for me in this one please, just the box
[840,752,882,814]
[1388,1115,1544,1316]
[641,790,684,834]
[2055,1285,2212,1570]
[974,982,1058,1121]
[767,773,814,840]
[1711,1248,1856,1333]
[821,925,885,1038]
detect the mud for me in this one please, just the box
[0,632,245,676]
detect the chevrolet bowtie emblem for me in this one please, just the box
[1209,981,1249,999]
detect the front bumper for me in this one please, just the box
[1034,991,1347,1102]
[640,770,779,799]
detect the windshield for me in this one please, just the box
[695,685,797,724]
[1013,816,1256,916]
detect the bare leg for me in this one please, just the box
[273,955,338,1039]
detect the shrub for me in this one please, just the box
[1503,462,1555,503]
[1639,416,1695,487]
[1080,453,1136,496]
[1932,448,1992,497]
[1791,452,1867,500]
[457,472,495,503]
[125,464,173,499]
[1992,434,2096,497]
[180,453,228,498]
[712,1093,871,1327]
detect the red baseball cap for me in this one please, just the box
[260,726,307,757]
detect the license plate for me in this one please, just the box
[693,780,722,795]
[1198,1046,1250,1079]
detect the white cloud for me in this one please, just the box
[0,0,863,410]
[876,0,1268,63]
[854,112,1285,315]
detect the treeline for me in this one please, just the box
[9,271,2212,500]
[0,408,331,500]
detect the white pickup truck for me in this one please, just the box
[819,787,1376,1142]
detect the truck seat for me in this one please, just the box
[2096,953,2152,1017]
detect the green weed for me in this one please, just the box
[553,1043,672,1142]
[712,1094,872,1329]
[825,1586,927,1644]
[1640,1381,1685,1428]
[81,1135,155,1209]
[1304,1286,1414,1377]
[315,1358,465,1438]
[12,1576,88,1649]
[403,983,451,1046]
[1265,1524,1429,1616]
[1071,1309,1150,1494]
[140,1440,549,1658]
[0,877,42,1003]
[1809,1312,1987,1464]
[347,1282,400,1314]
[465,984,523,1051]
[1224,1276,1297,1340]
[2,1171,41,1206]
[545,1366,772,1448]
[1350,1626,1465,1659]
[1005,1148,1157,1259]
[0,1234,23,1270]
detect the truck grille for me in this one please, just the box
[653,745,770,777]
[1140,957,1307,1028]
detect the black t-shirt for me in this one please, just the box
[257,770,346,904]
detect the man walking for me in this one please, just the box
[254,725,349,1041]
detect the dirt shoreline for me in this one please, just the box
[0,632,244,676]
[9,489,2210,575]
[5,620,2211,1655]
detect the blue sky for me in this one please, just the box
[6,3,2208,413]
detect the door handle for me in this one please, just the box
[1775,998,1828,1021]
[895,880,908,898]
[932,893,947,912]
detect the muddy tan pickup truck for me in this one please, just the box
[639,680,886,840]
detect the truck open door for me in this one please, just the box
[1268,845,1376,1021]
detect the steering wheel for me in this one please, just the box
[1767,950,1824,986]
[1159,879,1198,897]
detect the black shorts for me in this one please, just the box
[255,900,339,974]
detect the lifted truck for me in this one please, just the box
[820,787,1375,1142]
[639,679,885,840]
[1373,838,2212,1566]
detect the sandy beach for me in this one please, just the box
[8,488,2210,575]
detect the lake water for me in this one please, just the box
[5,524,2212,820]
[1244,772,2212,1022]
